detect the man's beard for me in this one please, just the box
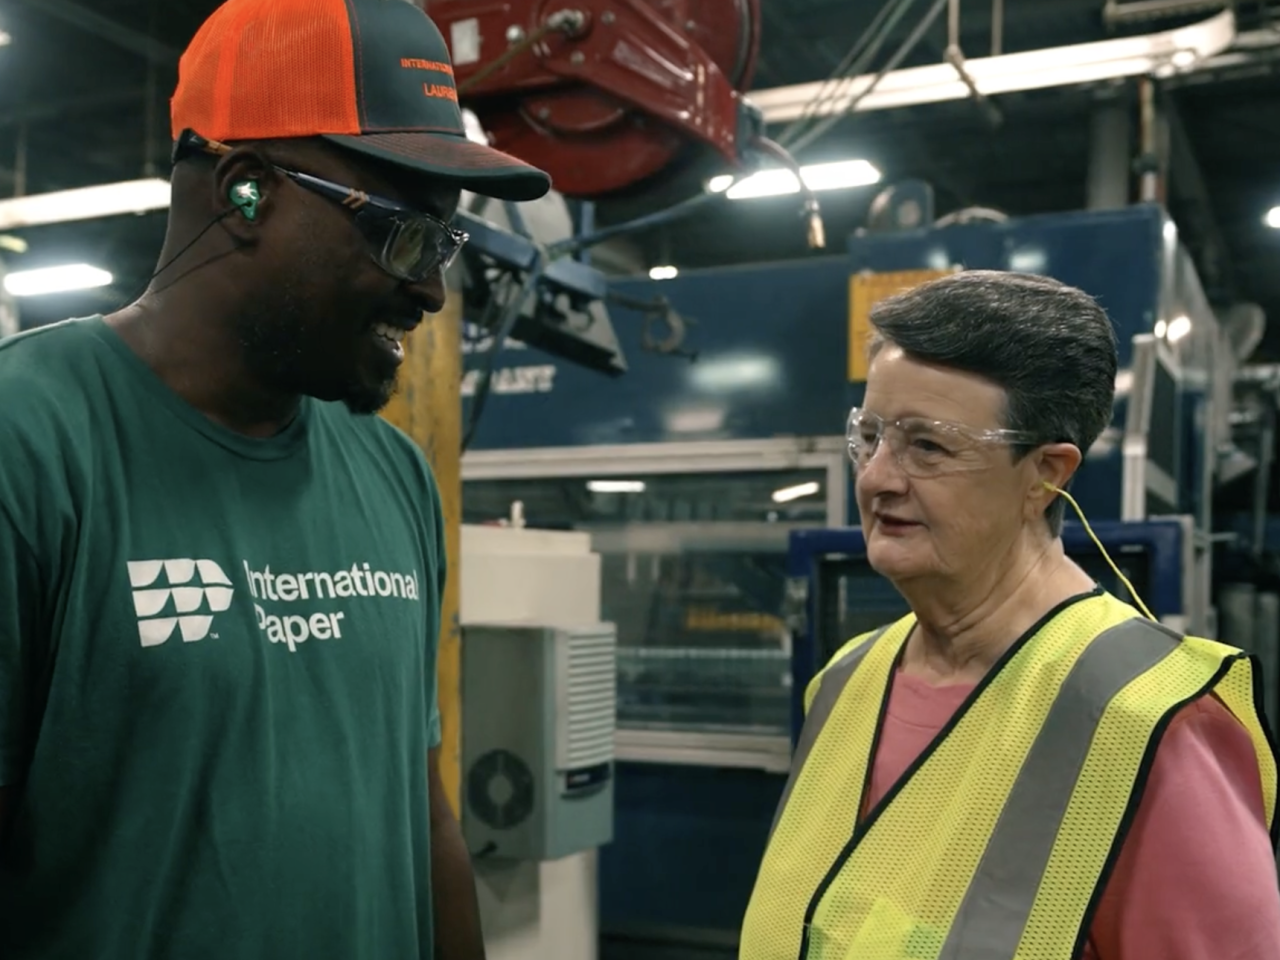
[233,285,397,416]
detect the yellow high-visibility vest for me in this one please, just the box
[740,592,1277,960]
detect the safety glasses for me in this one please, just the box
[847,407,1038,479]
[174,129,469,284]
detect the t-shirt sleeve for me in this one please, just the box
[1086,695,1280,960]
[0,506,43,787]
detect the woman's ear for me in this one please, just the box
[1027,442,1082,518]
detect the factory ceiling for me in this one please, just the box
[2,0,1279,357]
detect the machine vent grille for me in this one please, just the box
[561,627,617,770]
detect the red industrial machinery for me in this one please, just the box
[427,0,764,199]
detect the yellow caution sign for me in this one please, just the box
[848,269,955,382]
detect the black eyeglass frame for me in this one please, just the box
[172,128,469,283]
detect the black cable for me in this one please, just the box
[778,0,920,150]
[548,189,726,258]
[461,264,546,452]
[118,208,235,305]
[459,283,508,450]
[786,0,947,156]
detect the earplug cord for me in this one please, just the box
[1045,481,1158,622]
[118,208,236,306]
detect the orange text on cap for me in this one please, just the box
[423,83,458,102]
[402,58,454,75]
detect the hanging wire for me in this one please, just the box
[785,0,949,157]
[776,0,920,150]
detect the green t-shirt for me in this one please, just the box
[0,316,445,959]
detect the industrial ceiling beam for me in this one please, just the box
[8,0,180,66]
[748,9,1238,121]
[1103,0,1229,28]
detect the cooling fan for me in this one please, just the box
[467,748,537,830]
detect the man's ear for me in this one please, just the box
[211,146,276,245]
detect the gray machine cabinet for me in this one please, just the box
[461,622,617,861]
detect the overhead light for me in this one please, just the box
[1266,206,1280,229]
[1166,314,1192,342]
[709,159,881,200]
[772,481,821,504]
[747,9,1235,121]
[587,480,646,494]
[0,178,171,230]
[0,30,11,47]
[1008,247,1047,273]
[1154,319,1168,338]
[649,265,678,280]
[691,354,780,390]
[5,263,114,297]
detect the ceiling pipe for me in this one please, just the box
[1103,0,1228,28]
[746,9,1238,123]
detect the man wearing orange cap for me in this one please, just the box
[0,1,550,958]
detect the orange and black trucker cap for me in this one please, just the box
[171,0,551,202]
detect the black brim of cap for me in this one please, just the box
[323,131,552,203]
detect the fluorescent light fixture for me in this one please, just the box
[5,263,113,297]
[772,481,821,504]
[649,265,679,280]
[587,480,646,494]
[1008,247,1047,273]
[665,406,726,433]
[0,30,11,47]
[747,9,1235,121]
[691,354,780,390]
[709,159,881,200]
[1266,206,1280,229]
[0,178,171,230]
[1166,315,1192,343]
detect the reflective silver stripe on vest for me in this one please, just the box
[937,617,1183,959]
[767,628,887,842]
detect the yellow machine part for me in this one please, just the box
[847,268,955,381]
[380,293,464,816]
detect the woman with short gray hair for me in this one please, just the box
[739,270,1279,960]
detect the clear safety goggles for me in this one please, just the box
[846,407,1038,479]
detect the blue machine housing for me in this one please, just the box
[465,204,1197,523]
[460,203,1211,943]
[466,206,1164,451]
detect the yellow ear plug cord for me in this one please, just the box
[1043,481,1158,622]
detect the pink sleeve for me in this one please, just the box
[1085,695,1280,960]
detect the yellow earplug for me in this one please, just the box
[1043,481,1157,621]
